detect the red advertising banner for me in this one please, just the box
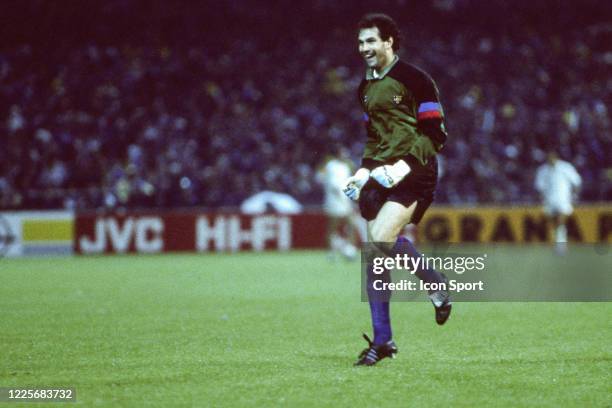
[74,205,611,254]
[74,211,329,254]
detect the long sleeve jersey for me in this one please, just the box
[358,57,448,169]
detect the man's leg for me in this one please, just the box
[553,214,568,254]
[368,201,417,243]
[554,214,568,242]
[326,216,340,261]
[369,201,446,285]
[355,202,412,365]
[365,201,416,346]
[369,201,451,325]
[337,215,358,260]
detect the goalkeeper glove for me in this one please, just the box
[371,160,411,188]
[342,168,370,201]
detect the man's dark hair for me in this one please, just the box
[358,13,401,51]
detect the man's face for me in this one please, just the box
[358,27,392,70]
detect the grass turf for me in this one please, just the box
[0,248,610,407]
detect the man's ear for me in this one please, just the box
[385,36,394,50]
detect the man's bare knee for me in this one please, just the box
[370,223,397,242]
[368,201,417,243]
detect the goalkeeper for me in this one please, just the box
[344,13,452,366]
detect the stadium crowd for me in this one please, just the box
[1,0,610,210]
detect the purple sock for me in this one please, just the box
[365,263,392,344]
[394,236,444,285]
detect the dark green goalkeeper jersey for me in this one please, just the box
[358,56,448,168]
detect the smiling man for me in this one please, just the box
[343,13,452,366]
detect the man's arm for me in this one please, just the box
[364,65,448,189]
[414,72,448,151]
[566,163,582,189]
[390,63,449,152]
[534,166,546,194]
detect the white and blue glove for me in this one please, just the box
[371,160,411,188]
[342,168,370,201]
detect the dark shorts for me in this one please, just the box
[359,155,438,223]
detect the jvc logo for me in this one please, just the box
[79,217,164,254]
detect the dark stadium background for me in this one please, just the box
[1,0,610,210]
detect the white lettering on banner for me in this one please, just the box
[251,216,277,251]
[107,218,134,253]
[79,219,105,253]
[228,216,251,252]
[277,217,291,250]
[135,217,164,253]
[195,215,292,252]
[79,217,164,253]
[195,216,226,251]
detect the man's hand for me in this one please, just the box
[371,160,411,188]
[342,168,370,201]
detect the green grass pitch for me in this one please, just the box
[1,248,610,407]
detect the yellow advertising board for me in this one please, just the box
[0,211,74,257]
[418,204,611,243]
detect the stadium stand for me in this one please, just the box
[1,0,610,209]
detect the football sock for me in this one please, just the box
[365,262,392,345]
[393,236,445,286]
[554,225,568,254]
[555,225,567,242]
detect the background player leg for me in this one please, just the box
[326,216,341,261]
[553,214,568,254]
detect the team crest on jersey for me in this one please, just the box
[393,95,403,104]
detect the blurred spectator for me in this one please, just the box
[0,0,610,210]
